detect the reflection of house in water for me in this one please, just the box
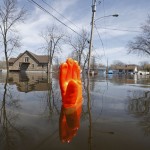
[106,74,137,84]
[107,74,150,85]
[8,72,49,92]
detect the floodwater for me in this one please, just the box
[0,72,150,150]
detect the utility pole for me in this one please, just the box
[87,0,97,77]
[106,58,108,74]
[87,1,97,149]
[48,39,52,83]
[50,39,53,81]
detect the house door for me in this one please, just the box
[20,63,30,71]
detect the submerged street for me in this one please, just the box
[0,72,150,150]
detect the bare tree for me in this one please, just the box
[67,29,89,67]
[110,60,125,70]
[128,15,150,56]
[139,61,150,71]
[41,25,64,76]
[0,0,26,75]
[90,55,98,70]
[112,60,125,66]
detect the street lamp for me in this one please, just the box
[87,0,119,78]
[94,14,119,22]
[93,14,119,75]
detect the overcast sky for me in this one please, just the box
[1,0,150,65]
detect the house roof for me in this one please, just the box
[9,58,16,63]
[9,50,49,64]
[32,55,49,63]
[112,65,137,70]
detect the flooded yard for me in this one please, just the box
[0,72,150,150]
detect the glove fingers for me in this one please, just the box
[59,63,68,96]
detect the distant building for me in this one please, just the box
[9,50,49,72]
[84,67,106,76]
[138,71,150,75]
[97,67,106,74]
[110,65,138,74]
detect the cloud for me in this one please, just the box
[15,7,54,52]
[95,47,125,56]
[1,0,150,66]
[95,47,150,65]
[15,0,82,53]
[52,0,79,12]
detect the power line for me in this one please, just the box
[92,48,103,60]
[28,0,84,38]
[96,26,141,33]
[94,23,106,58]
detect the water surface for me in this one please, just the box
[0,72,150,150]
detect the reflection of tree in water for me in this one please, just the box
[0,73,62,149]
[40,76,61,119]
[128,90,150,135]
[46,80,61,115]
[0,75,25,150]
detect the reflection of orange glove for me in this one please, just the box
[59,58,82,107]
[59,104,82,143]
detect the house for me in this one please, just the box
[97,67,106,74]
[9,50,49,72]
[110,65,138,74]
[84,67,106,76]
[138,71,150,75]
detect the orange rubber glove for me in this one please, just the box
[59,103,82,143]
[59,58,82,107]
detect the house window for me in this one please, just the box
[32,64,34,68]
[25,57,29,62]
[9,63,13,66]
